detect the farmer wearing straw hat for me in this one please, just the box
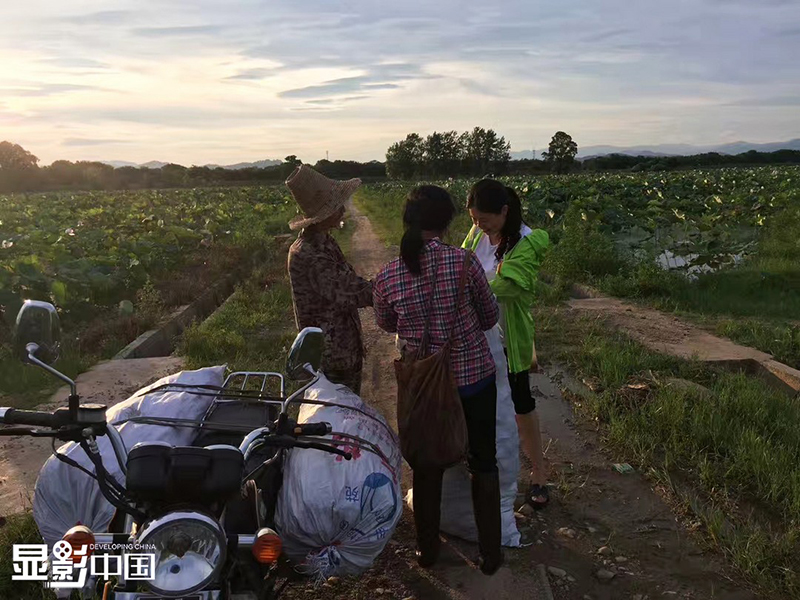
[286,165,373,394]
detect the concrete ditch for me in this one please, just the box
[114,235,295,361]
[568,295,800,398]
[114,274,237,359]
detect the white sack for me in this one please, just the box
[275,375,402,581]
[32,365,226,548]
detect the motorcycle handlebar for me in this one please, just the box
[0,407,57,428]
[293,422,332,437]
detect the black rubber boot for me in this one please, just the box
[412,468,444,568]
[471,471,504,575]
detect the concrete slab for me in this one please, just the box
[569,296,800,397]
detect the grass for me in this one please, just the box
[535,306,800,598]
[354,187,472,249]
[178,248,296,380]
[0,513,56,600]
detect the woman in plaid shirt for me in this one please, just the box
[373,185,504,575]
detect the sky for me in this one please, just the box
[1,0,799,165]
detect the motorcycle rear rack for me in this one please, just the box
[222,370,286,398]
[199,371,286,425]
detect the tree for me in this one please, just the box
[542,131,578,174]
[385,133,425,179]
[0,141,40,191]
[0,141,39,172]
[423,131,463,177]
[461,127,511,176]
[284,155,302,166]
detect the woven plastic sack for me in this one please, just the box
[32,365,226,549]
[275,375,402,581]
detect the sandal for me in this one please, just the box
[526,483,550,510]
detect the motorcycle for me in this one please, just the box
[0,299,373,600]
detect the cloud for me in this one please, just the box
[61,10,133,25]
[131,25,226,38]
[581,28,634,43]
[1,84,100,97]
[47,105,286,129]
[279,77,372,99]
[39,57,112,70]
[724,96,800,107]
[225,68,277,81]
[362,83,401,90]
[3,0,799,164]
[457,79,506,97]
[278,64,430,99]
[62,138,131,146]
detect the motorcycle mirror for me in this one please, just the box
[15,300,62,366]
[286,327,324,380]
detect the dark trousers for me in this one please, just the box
[413,380,502,564]
[325,365,362,396]
[460,380,498,474]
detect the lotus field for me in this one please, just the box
[365,166,800,273]
[357,166,800,367]
[0,186,295,401]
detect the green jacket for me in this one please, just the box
[462,225,549,373]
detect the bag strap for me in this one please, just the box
[446,250,473,343]
[415,246,473,358]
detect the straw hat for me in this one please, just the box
[286,165,362,231]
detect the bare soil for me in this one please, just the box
[306,205,760,600]
[568,297,771,363]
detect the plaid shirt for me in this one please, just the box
[373,239,498,387]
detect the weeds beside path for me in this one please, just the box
[536,304,800,598]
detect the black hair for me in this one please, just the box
[466,178,525,261]
[400,185,456,275]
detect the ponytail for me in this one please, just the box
[401,185,456,275]
[401,202,425,275]
[496,186,523,261]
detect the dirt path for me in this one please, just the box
[336,204,759,600]
[0,356,184,517]
[569,296,800,397]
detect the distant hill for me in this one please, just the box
[205,159,282,170]
[103,160,139,168]
[101,159,282,170]
[140,160,170,169]
[577,139,800,159]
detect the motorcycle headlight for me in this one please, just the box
[136,511,226,596]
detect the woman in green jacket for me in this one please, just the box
[463,179,550,509]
